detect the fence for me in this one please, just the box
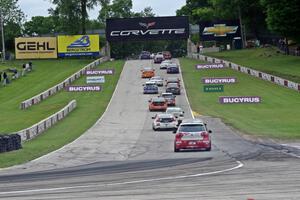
[190,53,300,92]
[15,100,77,141]
[20,57,108,109]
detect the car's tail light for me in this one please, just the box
[156,118,160,122]
[201,132,209,139]
[176,133,184,139]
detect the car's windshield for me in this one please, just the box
[178,124,205,132]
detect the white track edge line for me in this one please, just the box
[0,161,243,195]
[177,58,194,119]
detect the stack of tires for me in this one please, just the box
[0,134,22,153]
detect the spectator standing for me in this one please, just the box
[196,44,200,54]
[2,72,8,86]
[22,63,26,76]
[28,61,33,71]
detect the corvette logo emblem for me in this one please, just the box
[203,24,238,37]
[139,22,156,29]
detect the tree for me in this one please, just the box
[261,0,300,42]
[133,6,155,17]
[49,0,98,34]
[23,16,57,36]
[0,0,24,60]
[98,0,133,24]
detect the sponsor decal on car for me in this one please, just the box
[202,77,237,84]
[86,69,114,75]
[195,63,225,69]
[66,85,101,92]
[219,96,261,104]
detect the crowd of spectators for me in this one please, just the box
[0,61,33,87]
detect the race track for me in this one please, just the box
[0,59,299,200]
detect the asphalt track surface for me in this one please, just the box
[0,59,299,199]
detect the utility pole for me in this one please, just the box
[0,10,5,62]
[238,5,245,48]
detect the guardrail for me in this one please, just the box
[20,57,108,109]
[190,53,300,92]
[15,100,77,141]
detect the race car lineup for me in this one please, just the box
[140,51,212,152]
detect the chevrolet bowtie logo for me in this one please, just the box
[203,24,238,37]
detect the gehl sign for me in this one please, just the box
[106,16,189,41]
[15,37,57,59]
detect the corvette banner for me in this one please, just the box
[106,16,189,41]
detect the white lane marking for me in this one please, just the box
[26,61,125,163]
[281,144,300,149]
[176,59,194,119]
[0,161,243,195]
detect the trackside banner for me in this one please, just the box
[106,16,189,42]
[199,20,241,41]
[57,35,100,57]
[15,37,57,59]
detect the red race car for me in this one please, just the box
[173,119,212,152]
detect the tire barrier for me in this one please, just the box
[0,134,22,153]
[189,53,300,92]
[20,57,108,110]
[15,100,77,141]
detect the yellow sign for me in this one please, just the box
[57,35,100,57]
[203,24,238,37]
[15,37,57,59]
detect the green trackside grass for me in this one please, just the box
[180,57,300,140]
[204,47,300,83]
[0,59,93,132]
[0,60,124,168]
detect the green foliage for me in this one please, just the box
[23,16,57,36]
[177,0,268,39]
[132,6,155,17]
[98,0,155,24]
[49,0,98,34]
[0,0,24,24]
[4,21,22,51]
[261,0,300,41]
[0,0,25,53]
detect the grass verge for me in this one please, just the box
[204,47,300,83]
[0,60,124,168]
[0,59,93,132]
[180,57,300,140]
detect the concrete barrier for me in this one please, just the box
[189,53,300,92]
[20,57,108,109]
[15,100,77,141]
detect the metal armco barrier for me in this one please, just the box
[20,57,108,109]
[0,134,22,153]
[16,100,77,141]
[190,53,300,92]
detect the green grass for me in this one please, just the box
[0,60,124,168]
[0,59,93,132]
[204,47,300,83]
[180,57,300,140]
